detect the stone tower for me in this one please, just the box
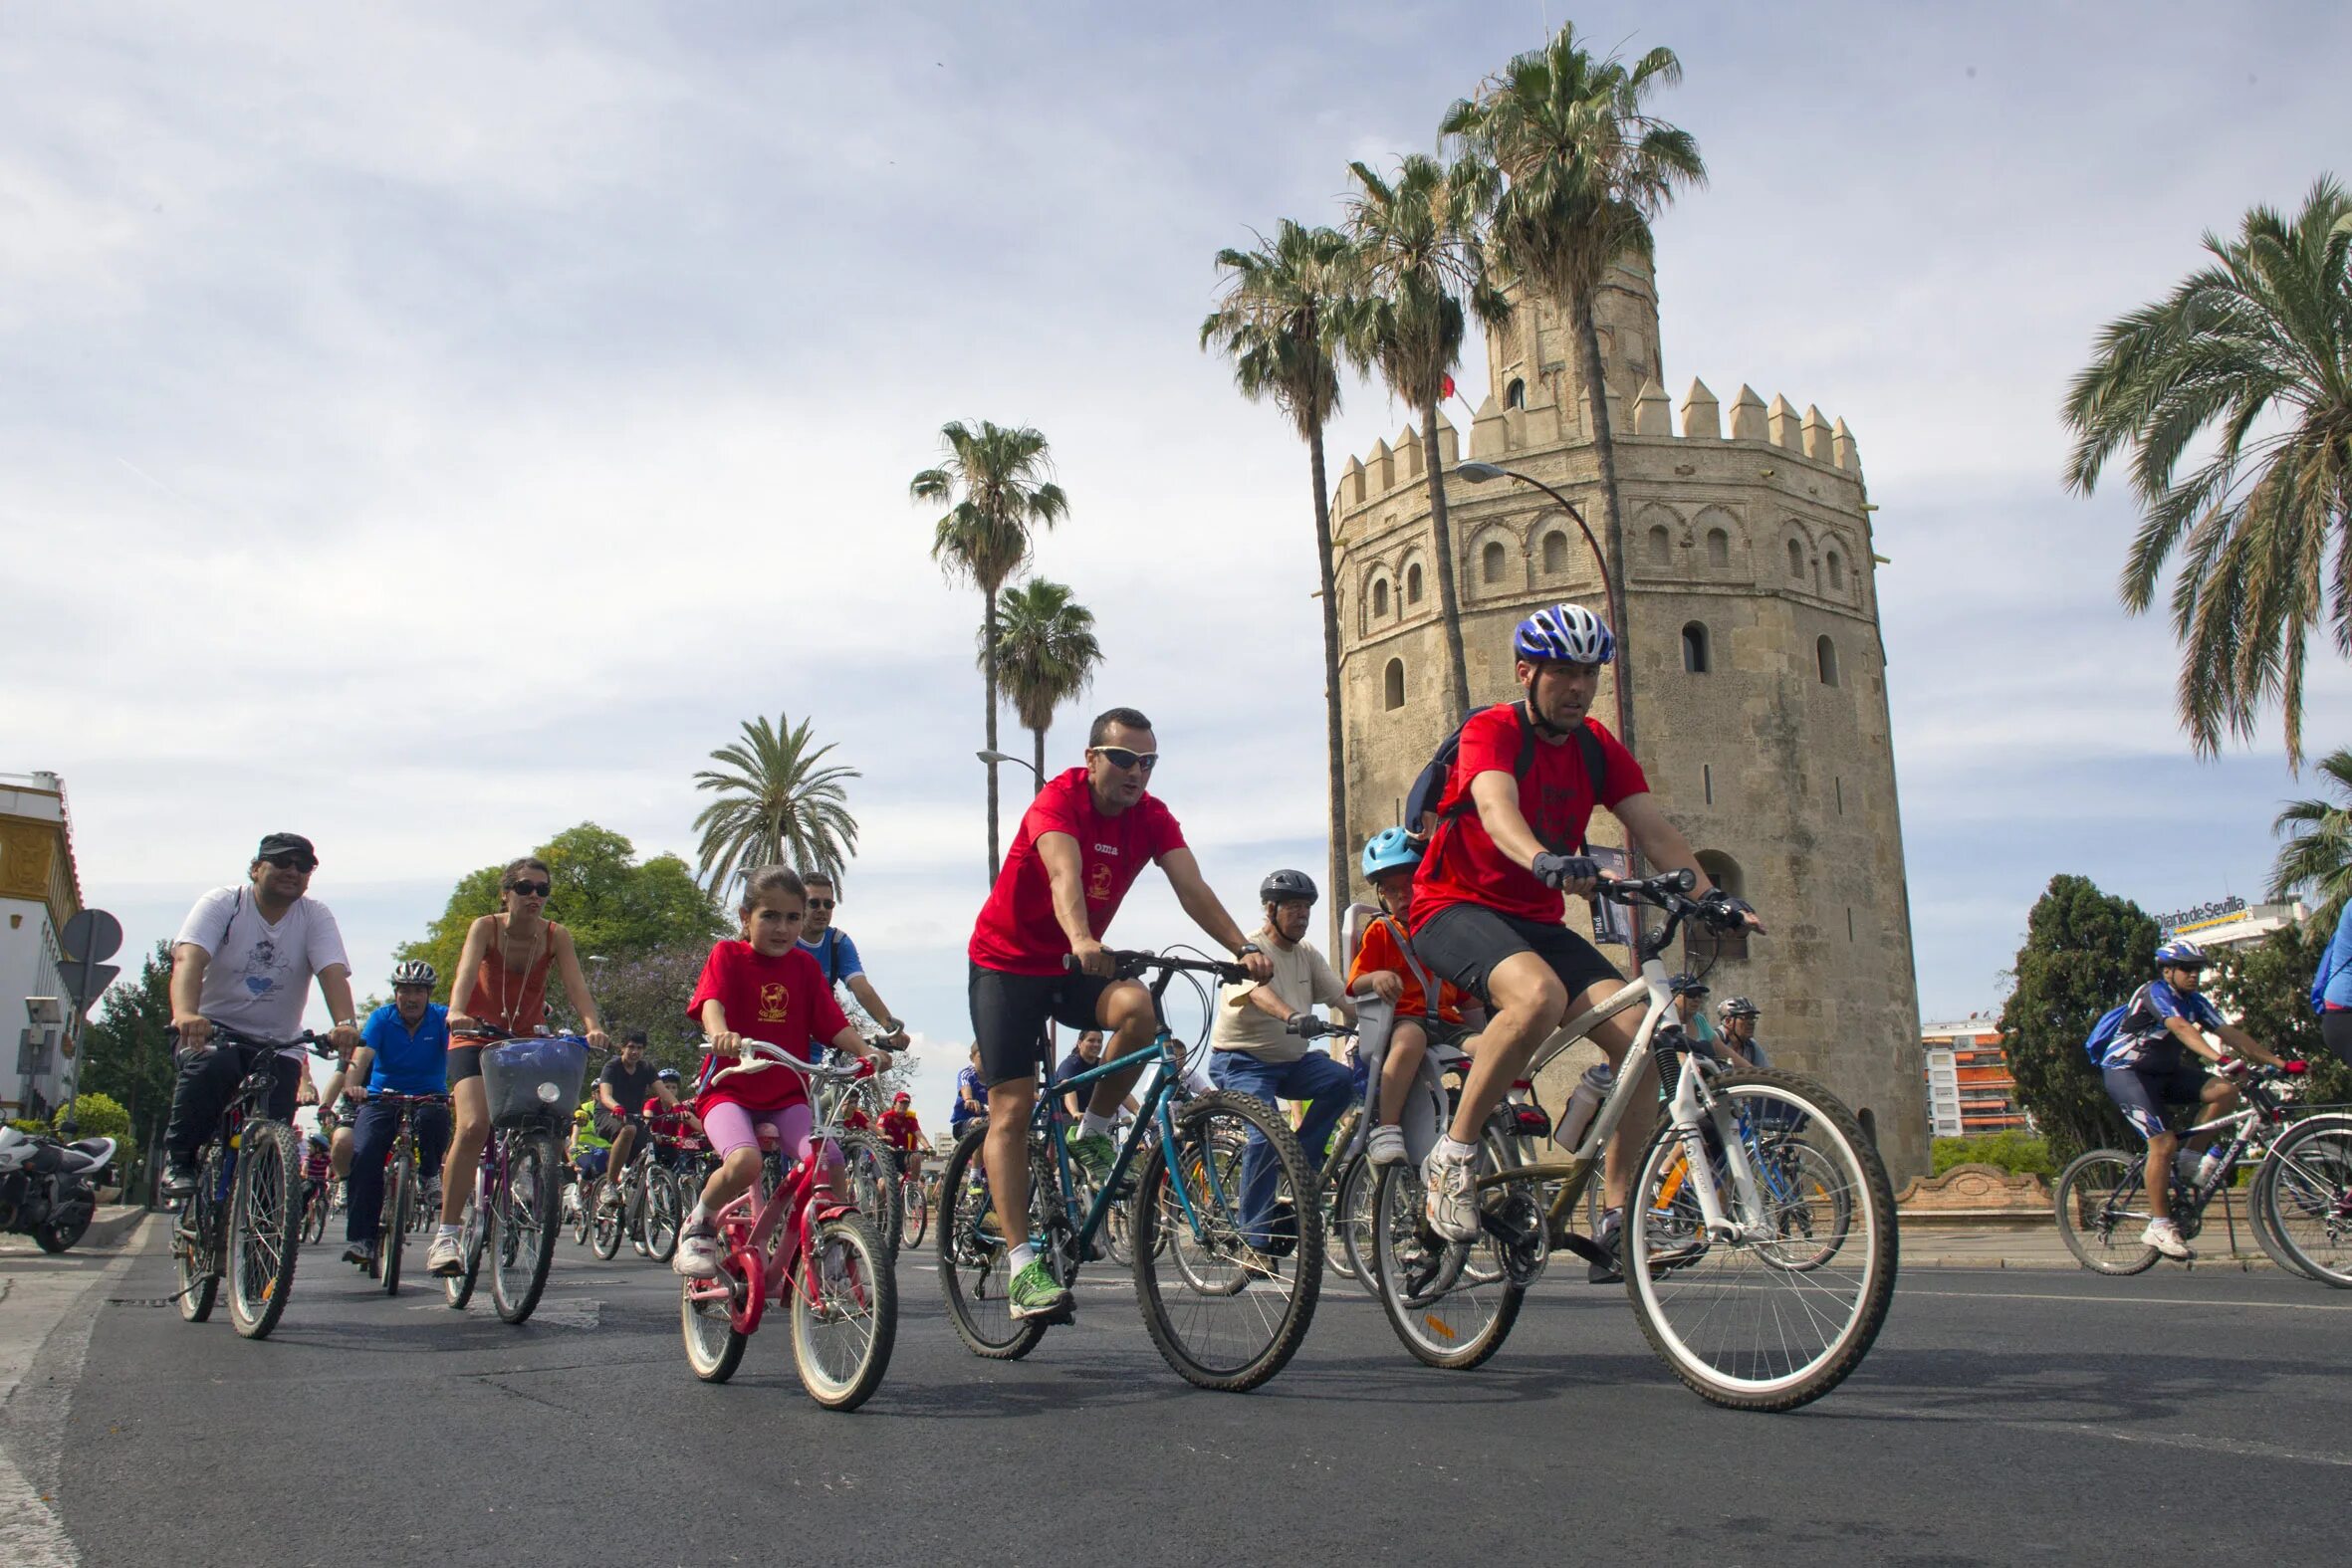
[1331,253,1931,1181]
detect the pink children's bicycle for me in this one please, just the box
[678,1039,897,1410]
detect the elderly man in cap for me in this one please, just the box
[161,832,364,1196]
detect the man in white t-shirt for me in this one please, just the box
[161,832,363,1196]
[1208,869,1361,1254]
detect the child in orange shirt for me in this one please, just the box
[1346,829,1480,1167]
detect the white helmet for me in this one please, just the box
[389,959,437,989]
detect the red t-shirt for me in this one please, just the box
[968,768,1188,976]
[642,1095,703,1149]
[685,941,852,1113]
[842,1105,871,1131]
[1410,709,1646,930]
[879,1108,921,1151]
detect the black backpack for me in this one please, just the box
[1403,700,1607,858]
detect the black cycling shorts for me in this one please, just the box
[446,1044,484,1085]
[2102,1054,2213,1142]
[1413,903,1622,1010]
[593,1110,645,1144]
[968,962,1132,1089]
[2322,1009,2352,1069]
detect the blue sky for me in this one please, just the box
[6,2,2348,1113]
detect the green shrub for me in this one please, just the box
[8,1118,48,1136]
[58,1091,131,1141]
[1932,1131,2055,1178]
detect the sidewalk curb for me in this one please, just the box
[74,1208,148,1253]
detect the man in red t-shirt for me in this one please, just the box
[878,1091,925,1185]
[966,704,1273,1322]
[1410,604,1761,1267]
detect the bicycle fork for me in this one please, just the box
[1663,1065,1768,1242]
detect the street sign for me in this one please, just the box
[61,908,123,964]
[59,960,120,1010]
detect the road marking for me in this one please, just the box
[2060,1424,2352,1468]
[1903,1287,2352,1313]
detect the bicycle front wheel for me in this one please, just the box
[935,1124,1050,1361]
[793,1215,897,1411]
[2054,1149,2161,1275]
[382,1149,412,1295]
[838,1133,903,1261]
[302,1180,330,1243]
[644,1167,683,1263]
[2258,1114,2352,1287]
[589,1177,624,1260]
[898,1177,928,1250]
[1624,1071,1896,1411]
[227,1120,304,1340]
[490,1131,564,1324]
[1132,1090,1322,1392]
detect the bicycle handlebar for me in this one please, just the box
[706,1037,867,1087]
[1061,948,1251,985]
[187,1023,341,1058]
[1283,1014,1357,1039]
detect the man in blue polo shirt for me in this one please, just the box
[341,960,453,1267]
[799,871,910,1046]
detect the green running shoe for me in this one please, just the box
[1008,1259,1070,1321]
[1068,1133,1116,1185]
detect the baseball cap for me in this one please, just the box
[892,1091,910,1103]
[256,832,318,864]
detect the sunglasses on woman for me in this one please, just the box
[508,880,552,898]
[1090,747,1159,773]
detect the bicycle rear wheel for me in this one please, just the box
[302,1180,330,1243]
[794,1215,897,1410]
[935,1123,1051,1361]
[1366,1143,1527,1370]
[2054,1149,2161,1275]
[1333,1154,1380,1294]
[174,1149,223,1324]
[227,1120,304,1340]
[681,1246,752,1383]
[490,1131,564,1323]
[898,1176,928,1250]
[1132,1090,1323,1392]
[644,1167,682,1263]
[839,1132,903,1261]
[382,1148,411,1295]
[1624,1070,1896,1411]
[2257,1115,2352,1287]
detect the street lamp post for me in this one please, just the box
[1455,461,1635,758]
[975,750,1044,790]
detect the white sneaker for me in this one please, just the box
[674,1225,722,1279]
[1421,1143,1480,1242]
[1366,1124,1408,1168]
[425,1232,463,1276]
[2142,1218,2194,1260]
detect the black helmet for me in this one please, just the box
[1718,996,1760,1019]
[1669,972,1709,998]
[1259,869,1318,906]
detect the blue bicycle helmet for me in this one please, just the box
[2153,939,2210,970]
[1514,603,1615,665]
[1360,827,1422,880]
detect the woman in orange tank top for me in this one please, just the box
[430,856,611,1269]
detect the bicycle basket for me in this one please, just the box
[481,1037,589,1129]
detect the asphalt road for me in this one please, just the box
[9,1225,2351,1567]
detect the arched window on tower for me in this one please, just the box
[1382,658,1405,710]
[1648,526,1671,566]
[1826,549,1845,592]
[1816,634,1840,687]
[1405,562,1424,604]
[1690,850,1748,961]
[1541,532,1567,573]
[1483,541,1508,584]
[1505,377,1526,409]
[1786,538,1804,580]
[1681,621,1710,674]
[1371,578,1389,617]
[1707,528,1730,568]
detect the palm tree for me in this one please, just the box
[2270,746,2352,918]
[1202,219,1357,906]
[2063,177,2352,769]
[911,420,1070,875]
[1343,152,1509,717]
[691,713,860,896]
[1443,23,1706,757]
[985,577,1103,788]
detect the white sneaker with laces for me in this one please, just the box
[2142,1218,2194,1260]
[674,1226,722,1279]
[1421,1143,1480,1242]
[425,1232,463,1276]
[1366,1124,1408,1168]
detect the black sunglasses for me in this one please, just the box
[263,853,317,872]
[1091,747,1159,773]
[508,880,552,898]
[807,898,835,910]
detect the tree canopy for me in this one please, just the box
[76,940,177,1148]
[395,823,723,1025]
[1999,874,2155,1162]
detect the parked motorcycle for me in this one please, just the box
[0,1125,117,1252]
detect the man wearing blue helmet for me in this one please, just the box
[2095,939,2286,1259]
[1408,602,1761,1261]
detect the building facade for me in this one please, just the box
[1329,253,1931,1180]
[1921,1017,2025,1139]
[1,772,85,1120]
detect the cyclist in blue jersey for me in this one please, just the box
[2096,940,2285,1259]
[950,1044,988,1135]
[799,872,910,1047]
[339,960,452,1268]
